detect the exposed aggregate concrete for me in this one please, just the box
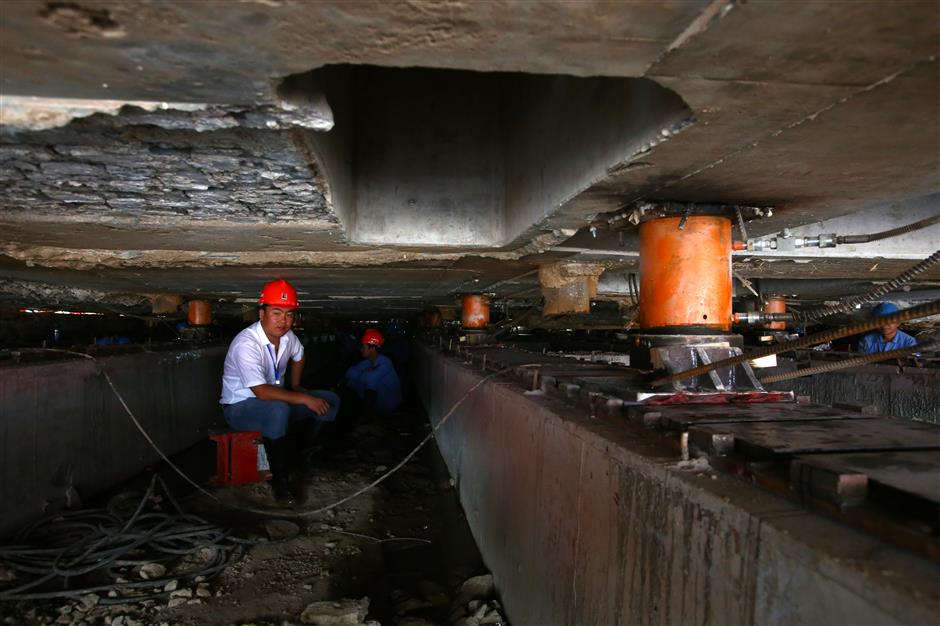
[0,115,337,226]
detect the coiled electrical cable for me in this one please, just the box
[0,474,259,603]
[650,300,940,387]
[759,343,933,384]
[791,249,940,323]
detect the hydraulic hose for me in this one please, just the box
[649,300,940,387]
[759,343,933,384]
[837,213,940,244]
[792,249,940,323]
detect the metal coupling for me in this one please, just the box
[733,311,764,324]
[747,232,838,251]
[794,233,837,248]
[747,238,776,252]
[733,311,792,324]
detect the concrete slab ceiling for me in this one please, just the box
[0,0,937,315]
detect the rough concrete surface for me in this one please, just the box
[0,348,226,536]
[0,396,507,626]
[0,1,937,310]
[770,360,940,425]
[417,346,940,625]
[0,117,338,226]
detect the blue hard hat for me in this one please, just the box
[871,302,899,317]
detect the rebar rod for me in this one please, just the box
[759,343,933,384]
[649,300,940,387]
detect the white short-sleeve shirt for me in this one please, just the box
[220,321,305,404]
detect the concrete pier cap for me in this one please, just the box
[417,346,940,626]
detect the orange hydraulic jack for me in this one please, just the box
[637,215,732,332]
[187,300,212,326]
[461,294,490,329]
[762,296,787,330]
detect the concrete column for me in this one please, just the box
[538,262,606,315]
[149,293,182,315]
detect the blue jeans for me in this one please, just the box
[222,390,340,439]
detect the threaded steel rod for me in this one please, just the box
[650,300,940,387]
[759,343,933,384]
[793,249,940,323]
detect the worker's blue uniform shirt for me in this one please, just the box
[345,354,402,416]
[857,330,918,354]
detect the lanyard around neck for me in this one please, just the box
[266,344,281,384]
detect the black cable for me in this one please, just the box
[837,212,940,244]
[0,474,265,603]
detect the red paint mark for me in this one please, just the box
[645,391,791,406]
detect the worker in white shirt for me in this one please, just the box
[220,279,339,504]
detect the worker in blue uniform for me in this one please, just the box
[857,302,918,354]
[344,328,402,419]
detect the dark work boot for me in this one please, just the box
[296,419,323,475]
[263,437,295,506]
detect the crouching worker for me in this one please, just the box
[344,329,402,421]
[220,279,339,504]
[858,302,918,354]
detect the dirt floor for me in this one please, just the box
[0,408,508,626]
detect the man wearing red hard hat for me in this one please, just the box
[343,328,402,421]
[220,279,339,504]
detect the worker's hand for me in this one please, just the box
[304,395,330,416]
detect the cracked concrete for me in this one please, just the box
[0,116,338,227]
[0,0,937,311]
[0,96,334,133]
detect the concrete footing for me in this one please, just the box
[0,348,225,536]
[417,345,940,625]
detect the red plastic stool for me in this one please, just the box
[209,430,269,486]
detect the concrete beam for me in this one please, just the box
[0,348,225,535]
[416,345,940,625]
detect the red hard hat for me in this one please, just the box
[258,279,299,309]
[362,328,384,346]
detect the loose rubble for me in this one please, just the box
[0,415,510,626]
[300,597,371,625]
